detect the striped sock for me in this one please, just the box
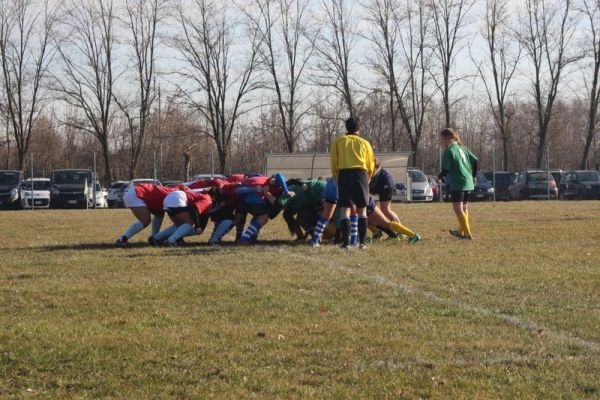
[239,221,262,243]
[311,216,329,245]
[350,214,358,246]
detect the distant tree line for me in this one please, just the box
[0,0,599,184]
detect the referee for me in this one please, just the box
[331,117,375,249]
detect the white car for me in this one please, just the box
[86,181,108,208]
[392,169,433,202]
[107,180,128,208]
[20,178,51,208]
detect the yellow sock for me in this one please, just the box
[463,212,472,237]
[457,213,467,236]
[389,221,415,237]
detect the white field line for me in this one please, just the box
[292,252,600,355]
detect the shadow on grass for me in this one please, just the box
[20,239,310,253]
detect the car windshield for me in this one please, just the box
[110,182,127,189]
[409,170,427,183]
[0,171,19,185]
[23,180,51,190]
[578,171,600,182]
[528,172,550,182]
[53,171,92,185]
[476,173,488,183]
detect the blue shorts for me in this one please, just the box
[321,177,338,204]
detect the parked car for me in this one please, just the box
[118,179,162,207]
[558,170,600,200]
[162,180,184,187]
[191,173,226,181]
[471,172,495,201]
[404,168,433,202]
[427,175,441,202]
[483,171,516,201]
[0,170,23,209]
[391,182,407,202]
[107,181,128,208]
[91,181,108,208]
[50,169,94,208]
[509,170,558,200]
[20,178,51,208]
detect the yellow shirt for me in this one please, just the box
[330,133,375,181]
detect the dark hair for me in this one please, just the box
[374,158,381,170]
[345,117,360,134]
[440,128,462,144]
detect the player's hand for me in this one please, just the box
[287,191,296,198]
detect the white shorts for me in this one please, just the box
[163,191,188,210]
[124,187,146,208]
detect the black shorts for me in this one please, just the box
[210,205,235,222]
[450,191,471,203]
[338,169,369,208]
[248,203,270,217]
[378,187,394,202]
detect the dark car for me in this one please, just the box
[50,169,94,208]
[0,170,23,209]
[471,172,494,201]
[483,171,516,201]
[558,170,600,200]
[509,170,558,200]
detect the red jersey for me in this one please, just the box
[134,184,174,216]
[187,179,210,190]
[227,174,244,183]
[185,191,213,215]
[241,175,283,196]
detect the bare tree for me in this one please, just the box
[173,0,261,173]
[473,0,521,170]
[365,0,433,164]
[52,0,119,182]
[315,0,358,117]
[517,0,580,168]
[429,0,474,128]
[244,0,317,152]
[579,0,600,169]
[0,0,58,170]
[114,0,166,179]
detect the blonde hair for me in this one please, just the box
[440,128,461,144]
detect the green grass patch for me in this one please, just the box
[1,201,599,399]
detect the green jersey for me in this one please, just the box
[441,143,478,191]
[286,179,327,210]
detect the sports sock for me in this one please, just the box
[154,224,178,241]
[239,220,262,242]
[358,217,368,245]
[457,213,467,236]
[378,225,398,238]
[235,217,247,240]
[150,216,163,236]
[168,223,197,244]
[350,214,358,245]
[209,219,234,243]
[123,221,145,240]
[389,221,415,237]
[462,213,472,237]
[340,218,350,247]
[311,216,329,245]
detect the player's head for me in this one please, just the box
[374,158,381,172]
[345,117,360,134]
[440,128,461,144]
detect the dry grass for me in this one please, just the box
[1,200,599,399]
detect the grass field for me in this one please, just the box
[1,201,599,399]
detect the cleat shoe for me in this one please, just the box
[372,229,383,241]
[163,240,178,247]
[339,244,349,250]
[408,233,422,244]
[310,241,321,248]
[364,236,373,244]
[459,234,473,240]
[147,236,161,246]
[449,229,461,238]
[176,238,185,245]
[359,243,368,250]
[116,237,130,247]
